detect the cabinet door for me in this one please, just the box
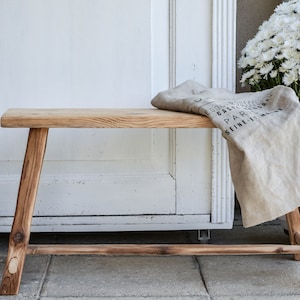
[0,0,216,231]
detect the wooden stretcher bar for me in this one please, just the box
[0,108,299,295]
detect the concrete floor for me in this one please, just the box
[0,212,299,300]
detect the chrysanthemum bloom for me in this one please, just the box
[239,0,300,99]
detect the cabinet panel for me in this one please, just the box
[0,0,235,232]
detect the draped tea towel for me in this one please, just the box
[151,80,300,227]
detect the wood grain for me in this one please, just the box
[0,128,48,295]
[286,208,300,260]
[1,108,300,295]
[0,108,215,128]
[26,243,300,256]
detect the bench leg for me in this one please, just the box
[0,128,48,295]
[286,208,300,261]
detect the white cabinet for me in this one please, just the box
[0,0,235,232]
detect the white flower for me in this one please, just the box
[249,73,262,85]
[295,3,300,13]
[275,53,285,60]
[255,60,264,70]
[238,56,257,69]
[270,70,278,78]
[281,47,298,60]
[261,48,277,62]
[275,1,297,15]
[239,0,300,97]
[272,35,285,46]
[260,63,274,75]
[290,20,300,31]
[241,69,256,84]
[283,69,298,86]
[280,60,297,71]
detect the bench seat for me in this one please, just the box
[1,108,215,128]
[0,108,299,295]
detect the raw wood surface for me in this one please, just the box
[26,243,300,256]
[286,208,300,260]
[0,129,48,295]
[296,232,300,245]
[0,108,215,128]
[1,108,300,295]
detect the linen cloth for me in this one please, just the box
[151,80,300,227]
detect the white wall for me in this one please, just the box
[0,0,156,109]
[0,0,212,111]
[0,0,223,232]
[176,0,212,86]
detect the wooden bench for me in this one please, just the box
[1,108,300,295]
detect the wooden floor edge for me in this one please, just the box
[27,243,300,256]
